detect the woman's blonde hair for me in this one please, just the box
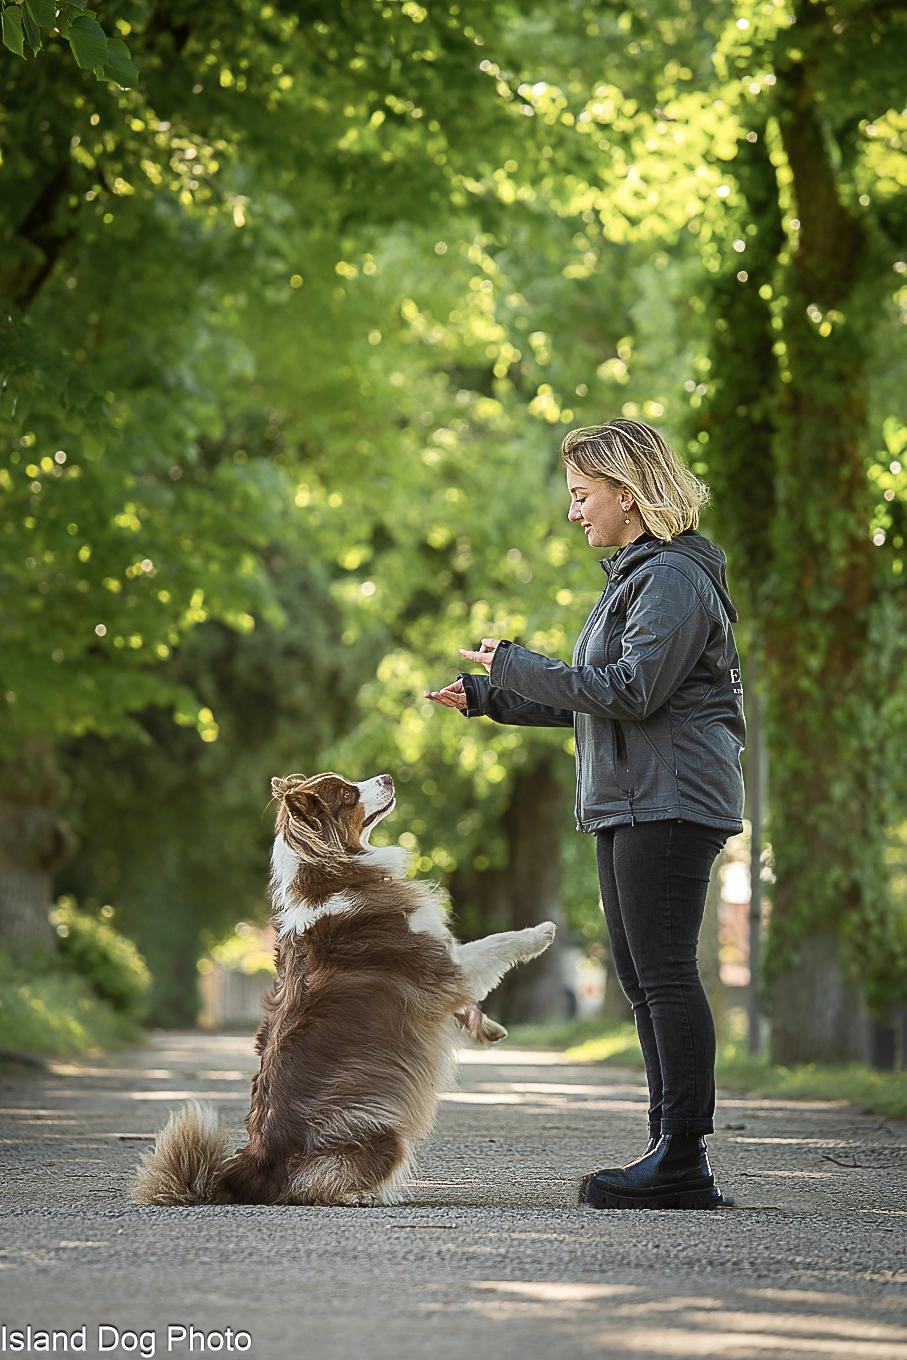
[561,418,710,540]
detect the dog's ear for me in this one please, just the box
[281,787,346,866]
[284,786,325,830]
[271,774,307,800]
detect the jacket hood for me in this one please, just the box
[600,529,738,623]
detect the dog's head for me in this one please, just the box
[270,771,396,867]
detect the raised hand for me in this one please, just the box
[424,678,467,710]
[457,637,500,672]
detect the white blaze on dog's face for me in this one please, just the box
[356,774,396,844]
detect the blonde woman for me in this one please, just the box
[425,418,745,1210]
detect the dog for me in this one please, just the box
[133,771,556,1206]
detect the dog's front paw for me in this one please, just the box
[523,921,556,958]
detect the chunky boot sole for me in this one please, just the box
[579,1177,724,1211]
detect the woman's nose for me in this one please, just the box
[568,503,582,522]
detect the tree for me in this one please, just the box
[5,0,904,1048]
[0,0,554,955]
[691,0,907,1057]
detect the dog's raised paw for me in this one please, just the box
[526,921,557,955]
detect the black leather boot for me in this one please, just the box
[578,1134,723,1210]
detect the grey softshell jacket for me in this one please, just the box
[459,529,746,835]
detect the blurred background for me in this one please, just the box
[1,0,905,1072]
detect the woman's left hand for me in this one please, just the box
[458,637,501,673]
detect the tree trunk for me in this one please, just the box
[141,904,203,1028]
[762,18,891,1064]
[0,743,75,957]
[698,7,906,1063]
[126,843,204,1028]
[770,932,871,1064]
[449,757,569,1025]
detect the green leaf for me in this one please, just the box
[55,0,85,28]
[2,6,26,58]
[22,6,41,54]
[102,36,137,87]
[25,0,55,25]
[67,12,106,69]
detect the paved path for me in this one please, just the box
[1,1032,905,1359]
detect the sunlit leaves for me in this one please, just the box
[3,0,905,963]
[1,0,138,84]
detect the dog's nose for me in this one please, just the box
[380,774,393,787]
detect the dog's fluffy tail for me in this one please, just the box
[132,1100,231,1206]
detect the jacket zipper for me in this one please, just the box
[613,721,636,825]
[574,587,611,829]
[605,564,637,825]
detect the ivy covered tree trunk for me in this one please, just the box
[761,18,902,1064]
[450,757,569,1025]
[701,3,906,1063]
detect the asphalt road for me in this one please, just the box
[1,1031,905,1360]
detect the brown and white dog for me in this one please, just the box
[133,771,556,1207]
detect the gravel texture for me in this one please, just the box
[1,1031,905,1359]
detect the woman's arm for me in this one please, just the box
[489,563,712,722]
[458,670,573,728]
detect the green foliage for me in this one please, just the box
[0,945,142,1057]
[50,895,151,1020]
[209,922,274,976]
[3,0,906,1033]
[1,1,137,85]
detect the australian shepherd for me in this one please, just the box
[133,771,556,1207]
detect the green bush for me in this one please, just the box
[50,897,152,1021]
[0,948,143,1058]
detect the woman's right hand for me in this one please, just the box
[424,678,467,711]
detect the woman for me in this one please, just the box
[424,418,745,1211]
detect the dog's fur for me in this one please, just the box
[133,771,556,1206]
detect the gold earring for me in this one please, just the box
[623,508,631,524]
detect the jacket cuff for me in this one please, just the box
[490,641,549,704]
[489,639,514,688]
[457,671,484,718]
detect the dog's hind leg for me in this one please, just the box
[287,1129,410,1207]
[452,922,556,1003]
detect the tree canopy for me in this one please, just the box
[3,0,906,1045]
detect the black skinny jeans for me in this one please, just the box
[595,819,728,1138]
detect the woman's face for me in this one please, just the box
[565,466,634,550]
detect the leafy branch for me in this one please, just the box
[1,0,137,85]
